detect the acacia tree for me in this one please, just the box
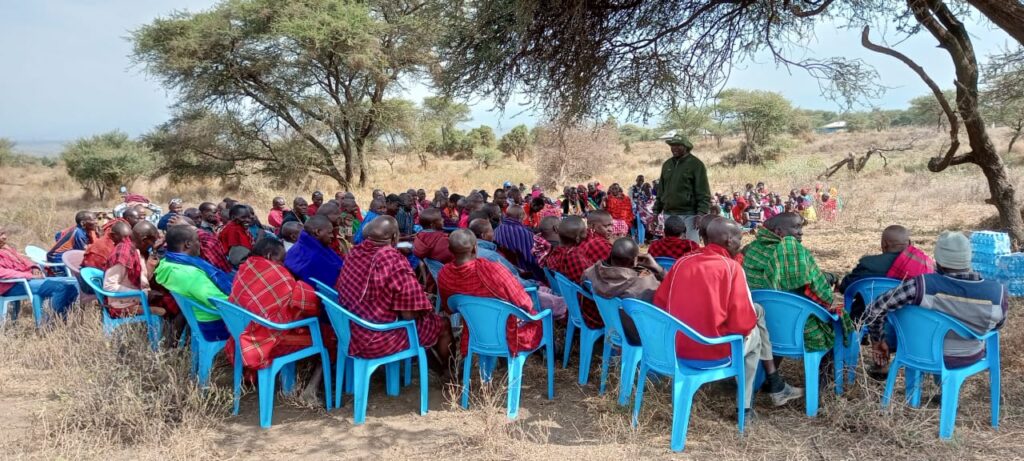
[715,89,794,163]
[440,0,1024,243]
[133,0,445,189]
[63,132,155,200]
[498,124,532,162]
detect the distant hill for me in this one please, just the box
[12,140,66,157]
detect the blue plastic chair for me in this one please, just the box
[26,245,66,273]
[654,257,676,273]
[448,294,555,419]
[621,299,745,452]
[80,267,162,351]
[169,292,227,388]
[842,277,900,387]
[209,297,333,429]
[751,289,841,417]
[310,277,413,390]
[589,287,643,406]
[0,278,38,329]
[881,306,1000,439]
[423,258,445,311]
[553,272,604,385]
[316,292,429,425]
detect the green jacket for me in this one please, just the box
[153,261,227,322]
[653,153,711,215]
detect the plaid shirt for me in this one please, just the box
[336,240,442,358]
[438,258,542,356]
[198,229,233,273]
[743,227,851,351]
[543,244,603,328]
[531,235,554,266]
[647,236,701,259]
[228,256,321,370]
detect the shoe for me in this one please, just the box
[769,383,804,407]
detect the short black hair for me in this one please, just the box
[74,210,93,226]
[228,204,250,219]
[386,194,401,204]
[664,215,686,237]
[252,238,285,259]
[164,225,196,252]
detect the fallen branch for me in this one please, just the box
[818,137,918,179]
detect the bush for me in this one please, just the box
[534,122,618,189]
[473,146,502,169]
[62,131,155,200]
[497,125,532,162]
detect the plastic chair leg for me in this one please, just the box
[881,363,898,408]
[280,363,297,394]
[906,369,922,408]
[385,362,400,397]
[670,379,697,452]
[803,354,822,417]
[631,366,649,427]
[599,338,612,395]
[939,375,965,439]
[334,354,347,410]
[461,351,473,409]
[991,361,1001,429]
[480,355,497,383]
[545,340,555,400]
[257,367,277,428]
[320,349,333,412]
[353,360,372,425]
[418,350,429,416]
[833,344,844,396]
[232,355,243,415]
[404,357,412,387]
[197,347,214,389]
[578,332,599,386]
[618,346,641,406]
[562,323,576,369]
[507,354,527,419]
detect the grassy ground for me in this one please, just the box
[0,127,1021,460]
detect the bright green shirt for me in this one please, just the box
[153,260,226,322]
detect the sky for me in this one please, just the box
[0,1,1016,150]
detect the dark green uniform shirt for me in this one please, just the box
[654,153,711,215]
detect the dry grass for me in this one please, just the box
[0,127,1022,460]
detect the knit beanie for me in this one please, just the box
[934,231,971,271]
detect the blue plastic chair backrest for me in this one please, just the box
[888,305,988,372]
[843,277,900,313]
[750,289,837,357]
[543,268,561,295]
[207,297,256,340]
[169,291,209,334]
[316,293,356,355]
[554,272,588,327]
[80,267,110,305]
[309,278,339,298]
[586,283,626,342]
[621,298,736,375]
[25,245,47,263]
[448,295,518,356]
[424,259,444,282]
[654,257,676,272]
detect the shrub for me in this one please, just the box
[62,131,155,200]
[534,122,618,189]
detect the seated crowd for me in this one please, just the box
[0,175,1005,424]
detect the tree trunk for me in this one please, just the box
[1008,126,1022,155]
[966,0,1024,46]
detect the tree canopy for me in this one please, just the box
[133,0,446,188]
[62,131,155,200]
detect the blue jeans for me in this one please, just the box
[6,277,79,317]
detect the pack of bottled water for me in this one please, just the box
[996,253,1024,297]
[971,231,1011,281]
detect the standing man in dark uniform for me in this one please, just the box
[653,134,711,242]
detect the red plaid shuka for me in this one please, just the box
[101,217,128,236]
[335,240,443,358]
[578,231,612,266]
[438,258,543,356]
[606,196,634,226]
[532,235,553,266]
[227,256,322,370]
[82,235,117,270]
[108,239,143,286]
[197,229,233,273]
[219,220,253,251]
[887,245,935,281]
[543,244,604,329]
[0,246,37,295]
[647,236,702,259]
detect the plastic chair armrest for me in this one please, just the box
[677,320,744,346]
[254,316,320,332]
[509,307,552,323]
[102,289,147,300]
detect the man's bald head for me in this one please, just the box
[304,215,335,246]
[609,238,639,268]
[506,205,525,221]
[468,218,494,242]
[168,214,196,227]
[448,229,476,261]
[131,221,159,251]
[122,208,141,226]
[419,207,442,230]
[110,221,132,244]
[706,217,743,256]
[364,215,399,243]
[558,216,586,246]
[882,225,911,253]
